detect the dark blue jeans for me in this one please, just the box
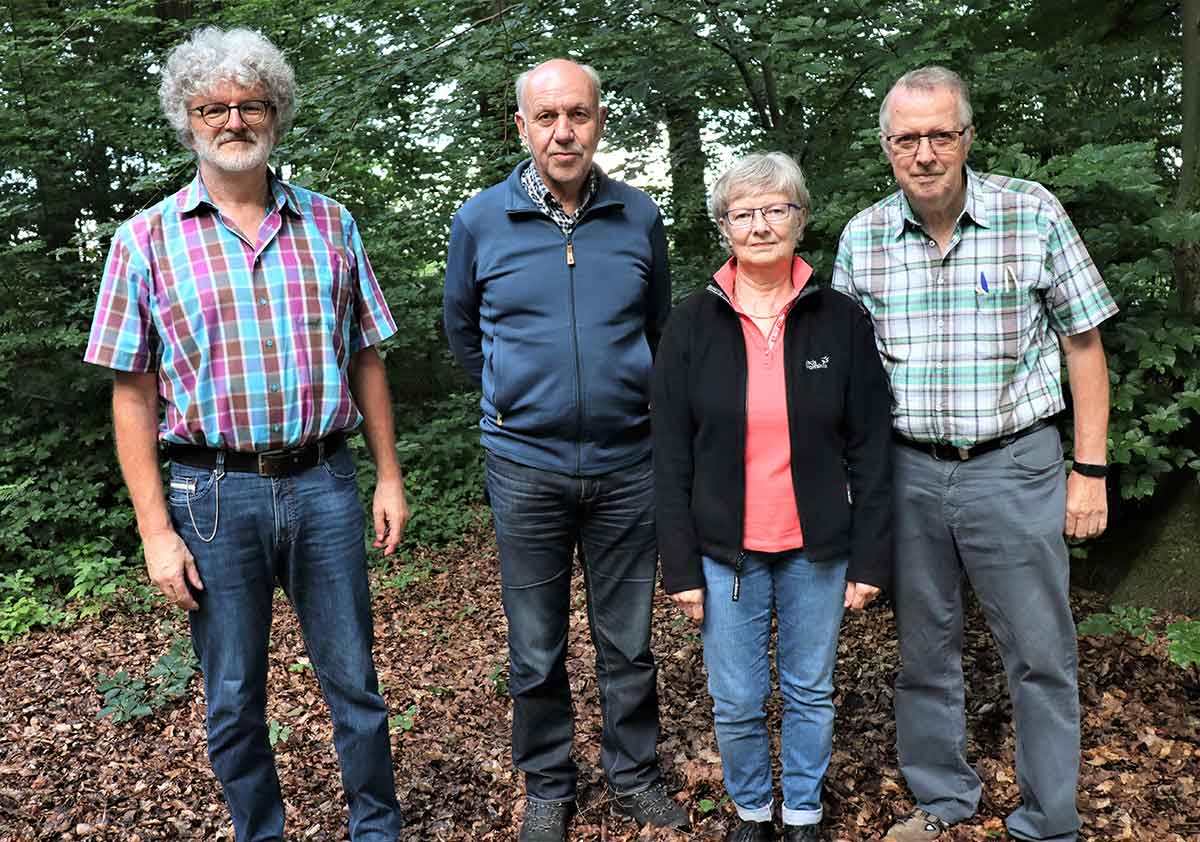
[484,452,662,803]
[168,447,403,842]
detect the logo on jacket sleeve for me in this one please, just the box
[806,355,830,370]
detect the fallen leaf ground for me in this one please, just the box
[2,527,1197,841]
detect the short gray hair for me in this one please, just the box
[878,65,973,136]
[159,26,297,151]
[709,151,811,236]
[514,60,603,116]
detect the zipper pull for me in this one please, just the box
[496,411,503,427]
[732,551,744,602]
[566,243,575,266]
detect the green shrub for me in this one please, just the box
[96,636,198,723]
[1079,604,1200,672]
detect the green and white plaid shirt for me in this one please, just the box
[832,167,1118,447]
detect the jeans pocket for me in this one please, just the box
[322,446,358,481]
[168,465,223,542]
[167,465,217,506]
[1007,428,1063,473]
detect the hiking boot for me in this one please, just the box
[612,782,690,829]
[783,823,824,842]
[883,808,948,842]
[518,799,575,842]
[726,819,776,842]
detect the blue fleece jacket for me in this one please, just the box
[443,161,671,476]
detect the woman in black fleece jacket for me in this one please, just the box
[651,152,893,842]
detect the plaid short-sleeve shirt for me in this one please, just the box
[832,167,1117,447]
[84,171,397,451]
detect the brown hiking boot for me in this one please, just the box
[883,808,947,842]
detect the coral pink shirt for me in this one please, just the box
[713,256,812,552]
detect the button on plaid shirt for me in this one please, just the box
[84,171,396,451]
[832,167,1117,447]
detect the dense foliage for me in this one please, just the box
[0,0,1196,638]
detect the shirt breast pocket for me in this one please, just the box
[975,263,1038,360]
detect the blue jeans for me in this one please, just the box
[484,452,662,802]
[701,551,847,827]
[168,446,403,842]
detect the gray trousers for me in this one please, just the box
[893,424,1080,842]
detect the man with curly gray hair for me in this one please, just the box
[85,26,407,842]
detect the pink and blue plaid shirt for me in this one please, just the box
[85,171,396,451]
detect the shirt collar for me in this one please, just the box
[521,160,598,213]
[893,165,991,239]
[176,168,301,217]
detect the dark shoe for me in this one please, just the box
[612,782,691,829]
[519,799,575,842]
[783,823,823,842]
[726,819,776,842]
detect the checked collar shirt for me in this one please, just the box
[832,167,1118,448]
[520,160,598,236]
[84,170,396,452]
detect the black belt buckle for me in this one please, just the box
[256,439,326,476]
[255,448,290,477]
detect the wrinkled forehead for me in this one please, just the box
[524,68,599,111]
[188,78,268,106]
[886,84,962,130]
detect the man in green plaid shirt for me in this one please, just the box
[832,67,1117,842]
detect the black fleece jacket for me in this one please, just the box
[651,280,894,595]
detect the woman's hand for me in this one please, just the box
[844,581,880,612]
[671,588,705,624]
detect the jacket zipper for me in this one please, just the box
[565,232,583,475]
[706,281,820,599]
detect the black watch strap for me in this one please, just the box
[1072,461,1108,478]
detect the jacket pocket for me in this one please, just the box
[490,334,506,423]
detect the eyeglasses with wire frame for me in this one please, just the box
[885,127,972,156]
[189,100,275,128]
[721,203,804,228]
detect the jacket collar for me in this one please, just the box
[706,255,819,309]
[504,159,624,216]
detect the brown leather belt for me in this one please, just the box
[895,419,1050,461]
[165,432,345,477]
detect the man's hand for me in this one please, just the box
[143,528,202,611]
[372,476,409,556]
[1065,471,1107,540]
[671,588,705,624]
[844,581,879,612]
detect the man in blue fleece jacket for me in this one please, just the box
[442,59,680,842]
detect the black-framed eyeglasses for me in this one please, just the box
[188,100,274,128]
[721,203,803,228]
[885,127,972,156]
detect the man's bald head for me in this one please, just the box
[515,59,602,117]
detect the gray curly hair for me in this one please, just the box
[159,26,297,151]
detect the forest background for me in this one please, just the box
[1,0,1199,639]
[2,1,1200,840]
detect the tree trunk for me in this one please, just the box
[663,99,711,279]
[1176,0,1200,314]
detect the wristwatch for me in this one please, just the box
[1071,461,1108,478]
